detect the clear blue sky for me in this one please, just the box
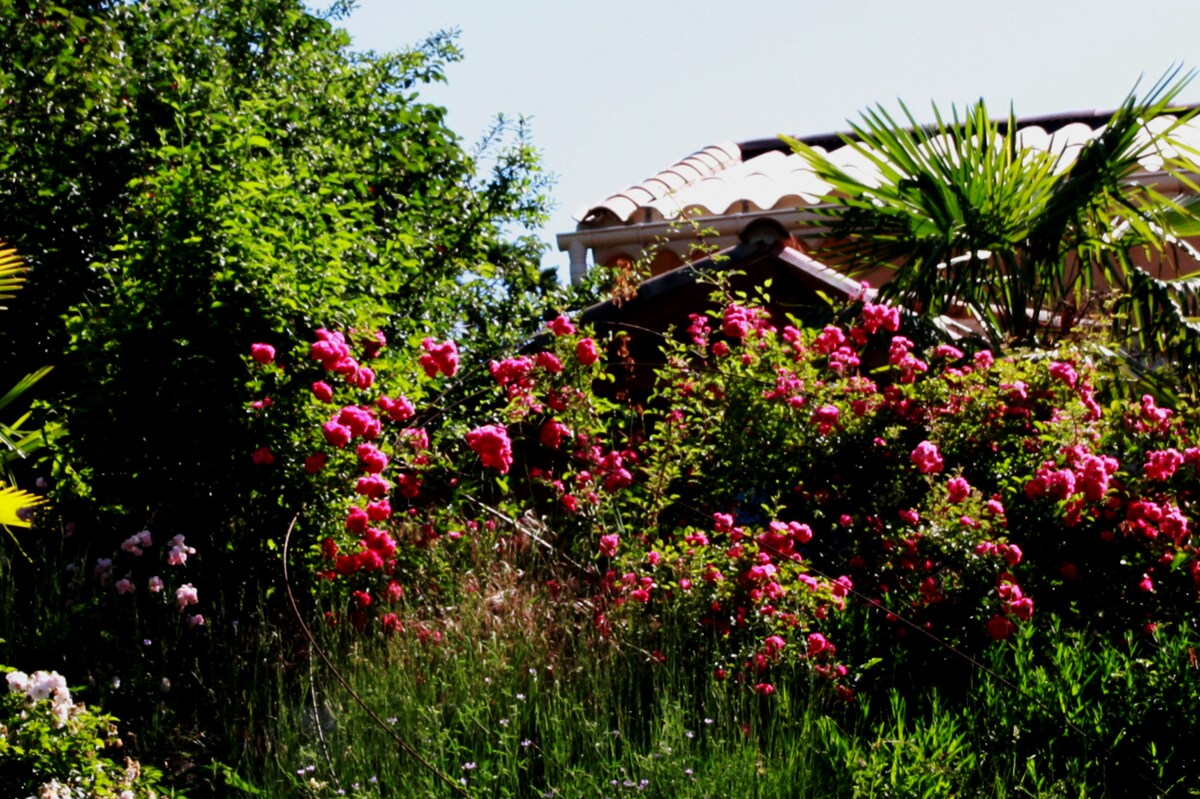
[338,0,1200,280]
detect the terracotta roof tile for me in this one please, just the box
[575,113,1200,229]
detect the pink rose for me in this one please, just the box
[535,351,564,374]
[366,499,392,521]
[466,424,513,473]
[378,395,415,421]
[576,338,600,366]
[356,443,388,474]
[175,583,199,610]
[806,632,832,657]
[548,315,576,336]
[419,338,459,378]
[345,506,369,533]
[250,343,275,365]
[986,614,1014,640]
[910,441,944,474]
[355,474,390,499]
[322,421,352,448]
[947,476,971,504]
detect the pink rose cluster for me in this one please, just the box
[120,529,153,556]
[419,337,459,378]
[576,338,600,366]
[1025,448,1120,505]
[310,329,376,388]
[860,301,900,334]
[329,519,399,576]
[808,325,862,374]
[466,424,513,473]
[167,534,195,566]
[687,313,711,348]
[888,336,927,382]
[323,404,382,449]
[721,303,773,339]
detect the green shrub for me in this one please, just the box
[2,666,172,798]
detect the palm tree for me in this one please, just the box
[785,70,1200,368]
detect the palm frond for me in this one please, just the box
[788,68,1200,363]
[0,242,28,304]
[0,483,47,528]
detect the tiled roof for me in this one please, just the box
[574,109,1200,227]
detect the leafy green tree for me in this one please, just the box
[0,1,565,783]
[787,71,1200,368]
[0,0,555,535]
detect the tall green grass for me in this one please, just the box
[7,528,1200,798]
[245,594,1200,799]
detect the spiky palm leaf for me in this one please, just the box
[0,241,54,473]
[0,483,46,527]
[0,242,28,305]
[786,69,1200,370]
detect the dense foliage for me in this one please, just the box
[0,0,556,538]
[5,6,1200,793]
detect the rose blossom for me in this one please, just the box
[175,583,199,610]
[576,338,600,365]
[322,421,352,448]
[910,441,944,474]
[419,338,459,378]
[548,314,576,336]
[356,443,388,474]
[466,424,513,473]
[947,476,971,504]
[250,343,275,365]
[987,614,1015,640]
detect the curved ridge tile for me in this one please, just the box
[574,142,741,223]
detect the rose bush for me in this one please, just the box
[248,293,1200,698]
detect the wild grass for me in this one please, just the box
[237,574,1200,799]
[7,528,1200,798]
